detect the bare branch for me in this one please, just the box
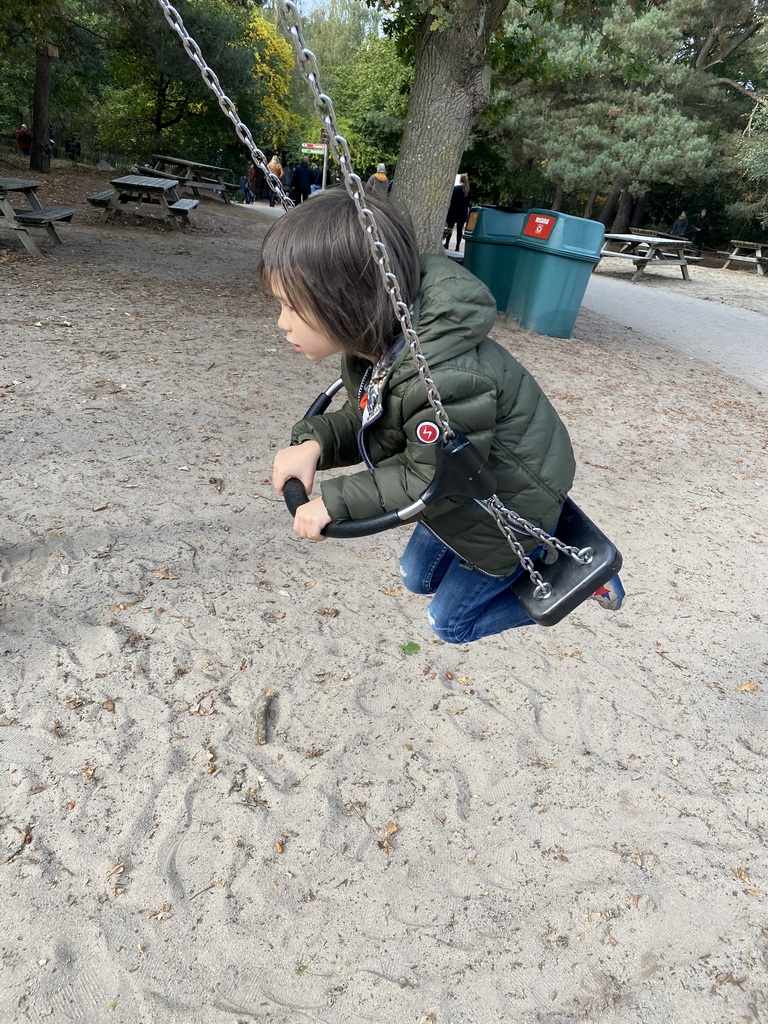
[710,76,768,108]
[701,21,765,72]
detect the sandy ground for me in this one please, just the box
[1,163,767,1024]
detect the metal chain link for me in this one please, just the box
[276,0,456,443]
[154,0,294,211]
[153,0,592,590]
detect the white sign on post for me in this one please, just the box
[299,142,329,190]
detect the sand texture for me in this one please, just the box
[1,169,767,1023]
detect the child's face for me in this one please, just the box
[272,281,342,363]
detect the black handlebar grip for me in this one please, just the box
[283,477,404,538]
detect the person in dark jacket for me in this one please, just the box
[292,157,313,203]
[365,163,389,197]
[671,212,687,236]
[260,190,624,643]
[444,173,472,251]
[690,208,709,254]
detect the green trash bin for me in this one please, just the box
[506,209,605,339]
[462,206,525,311]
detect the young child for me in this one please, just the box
[261,190,624,644]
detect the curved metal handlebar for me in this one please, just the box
[283,477,406,538]
[283,378,497,539]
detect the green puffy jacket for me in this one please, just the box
[291,253,576,576]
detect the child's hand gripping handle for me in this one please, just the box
[283,430,498,539]
[283,478,403,538]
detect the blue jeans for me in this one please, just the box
[399,523,538,644]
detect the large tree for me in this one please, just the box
[99,0,295,163]
[377,0,511,250]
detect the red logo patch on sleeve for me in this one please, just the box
[416,422,440,444]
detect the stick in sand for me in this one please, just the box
[256,689,277,745]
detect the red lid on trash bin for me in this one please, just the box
[522,213,556,239]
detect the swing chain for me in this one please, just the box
[154,0,294,212]
[155,0,591,597]
[482,494,594,597]
[276,0,455,445]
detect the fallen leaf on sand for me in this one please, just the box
[738,682,759,692]
[146,903,172,920]
[154,568,179,580]
[105,863,124,881]
[383,821,398,838]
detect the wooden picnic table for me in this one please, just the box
[147,154,235,204]
[600,233,697,282]
[0,176,75,257]
[721,239,767,276]
[98,175,198,228]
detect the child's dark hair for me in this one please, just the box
[258,190,421,361]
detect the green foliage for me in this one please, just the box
[324,35,411,174]
[96,0,295,163]
[483,0,768,215]
[1,0,296,167]
[279,1,410,173]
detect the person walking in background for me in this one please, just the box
[671,211,687,236]
[15,124,32,158]
[267,154,283,207]
[246,161,258,202]
[293,157,313,203]
[690,208,709,254]
[64,135,80,163]
[445,173,472,252]
[365,163,388,197]
[240,170,255,204]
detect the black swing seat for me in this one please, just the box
[510,498,623,627]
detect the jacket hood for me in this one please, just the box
[407,253,496,369]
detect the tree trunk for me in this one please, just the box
[550,183,564,211]
[30,45,53,174]
[583,185,599,220]
[630,191,648,228]
[598,181,623,227]
[610,189,634,234]
[392,0,510,251]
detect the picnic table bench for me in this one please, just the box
[0,177,75,257]
[147,154,237,203]
[599,233,699,282]
[719,240,767,276]
[91,175,198,228]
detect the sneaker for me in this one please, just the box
[592,574,625,611]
